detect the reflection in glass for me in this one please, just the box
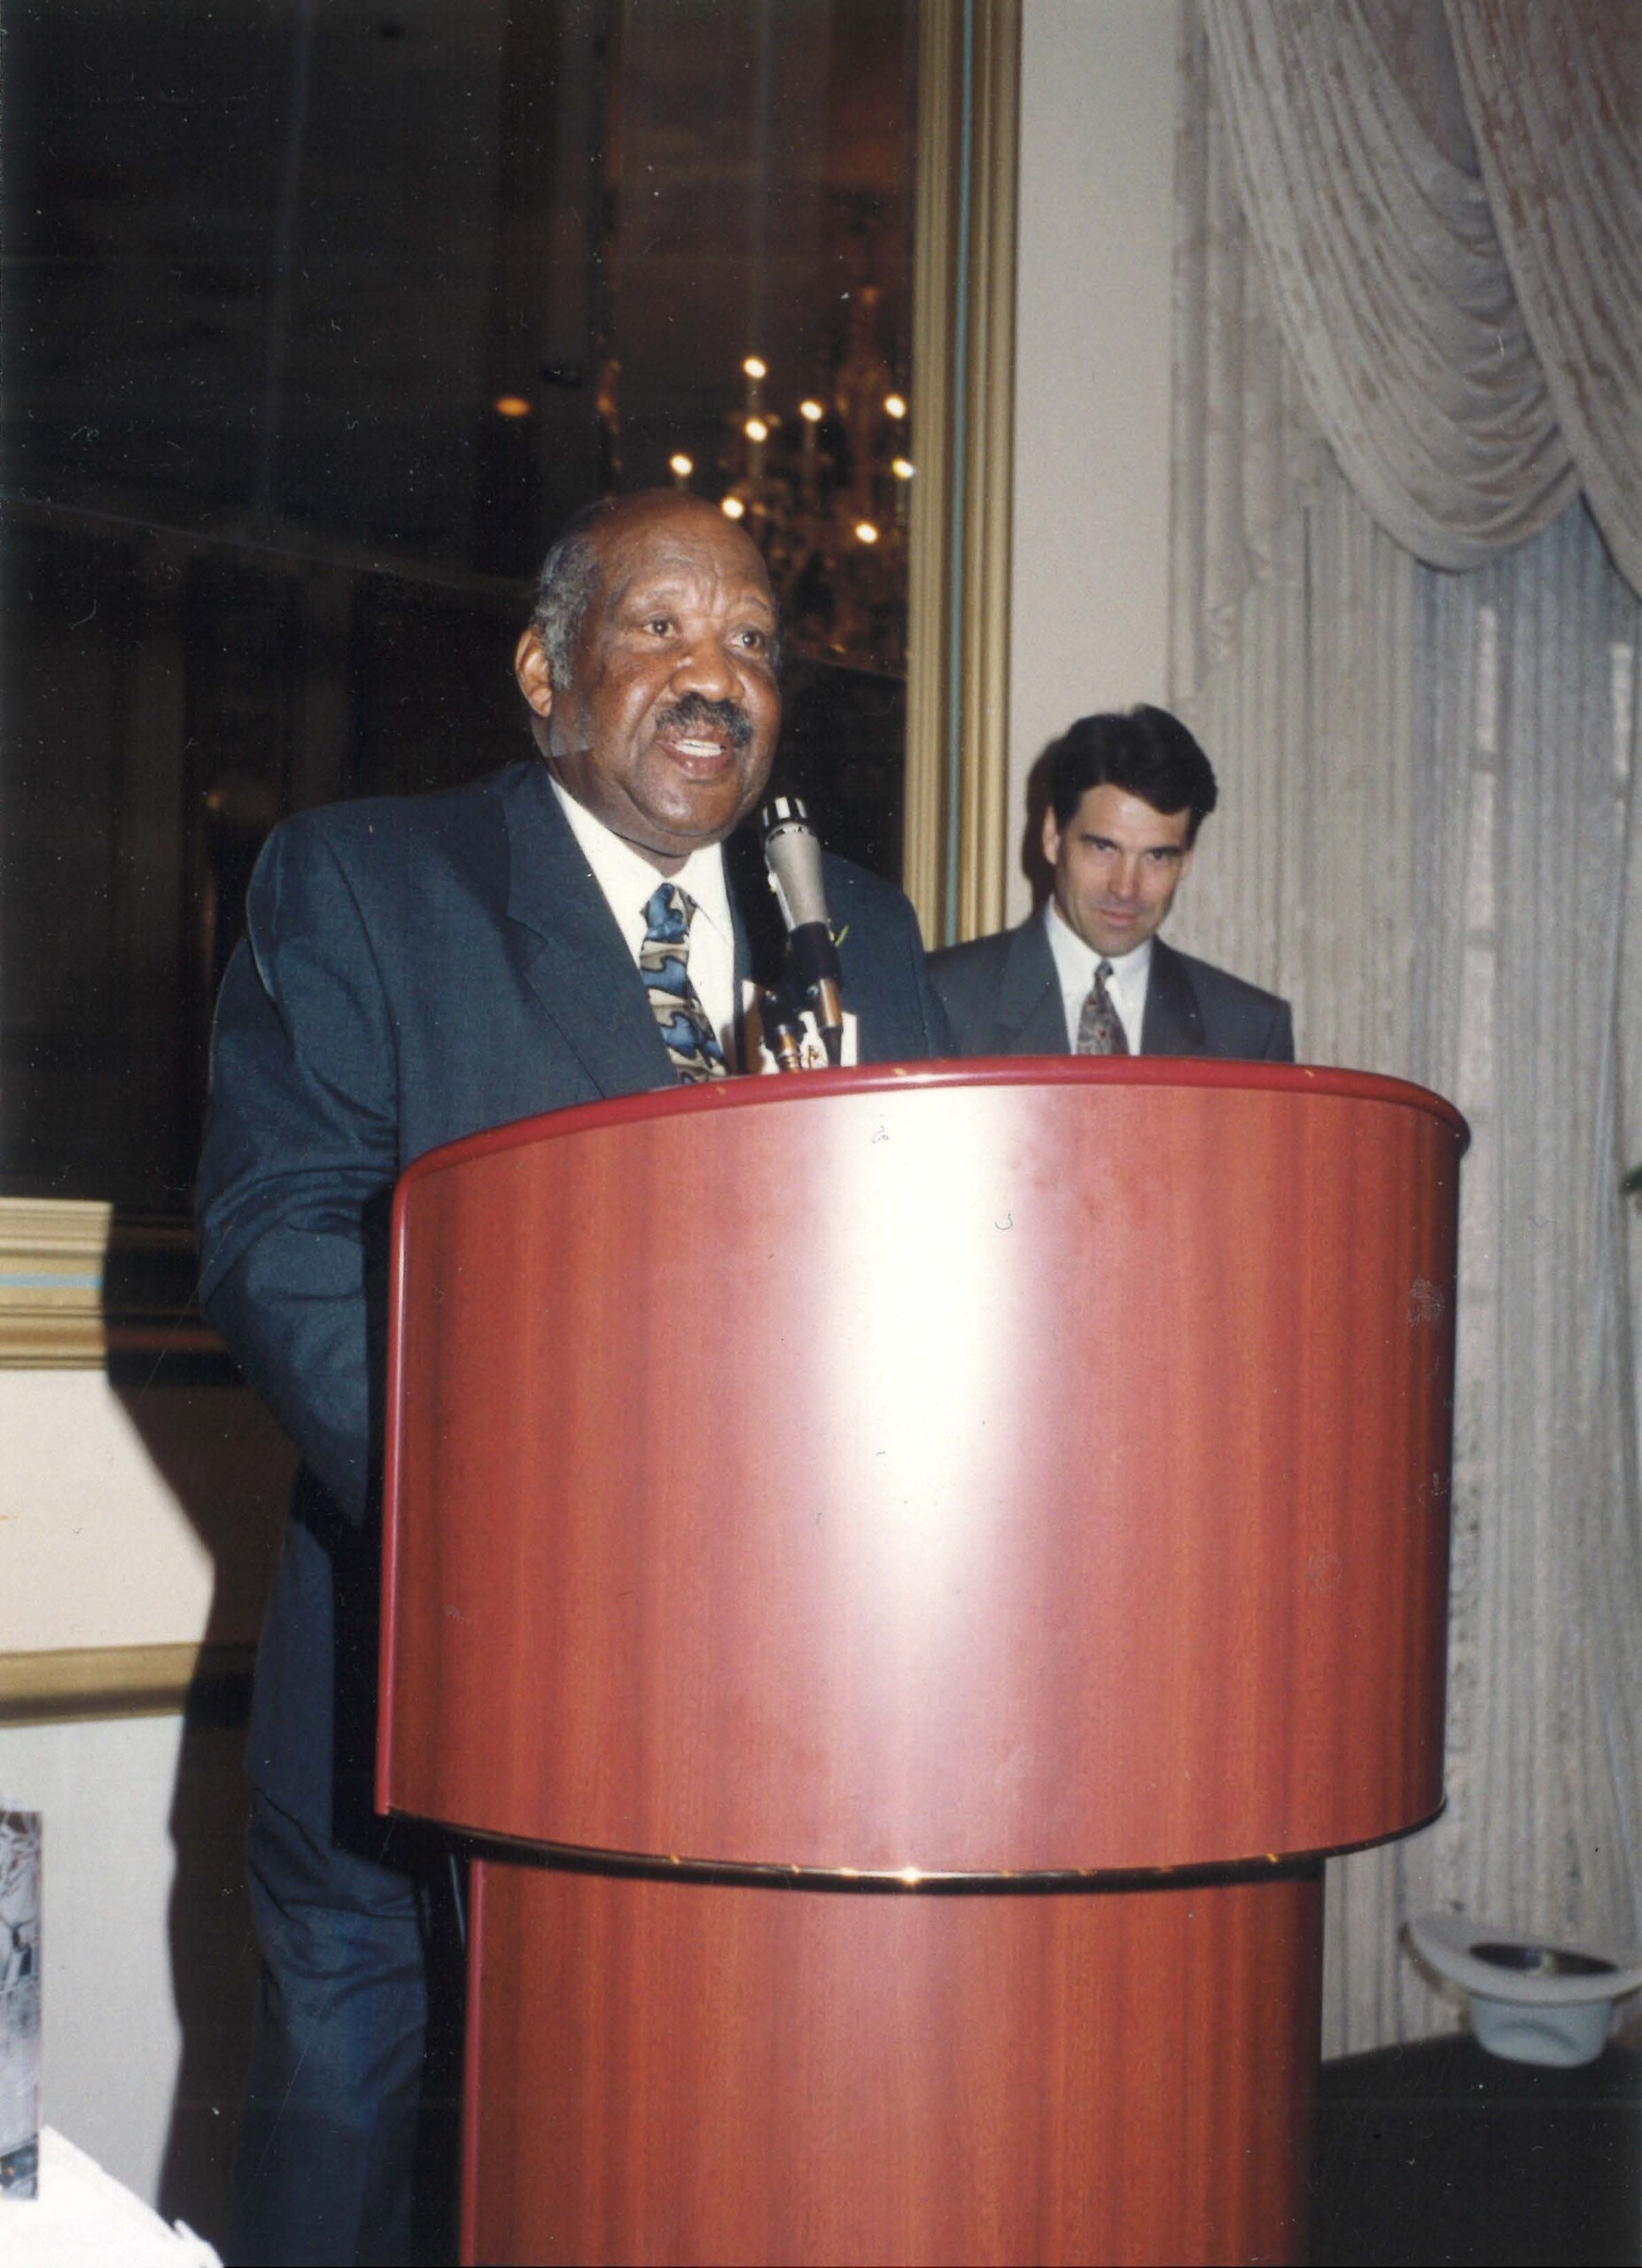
[1,0,916,1207]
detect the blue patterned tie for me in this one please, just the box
[640,883,728,1083]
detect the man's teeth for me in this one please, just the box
[677,737,722,755]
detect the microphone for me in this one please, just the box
[760,796,844,1065]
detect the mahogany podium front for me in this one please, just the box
[378,1061,1465,2265]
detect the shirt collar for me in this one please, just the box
[1044,897,1154,1000]
[549,772,734,945]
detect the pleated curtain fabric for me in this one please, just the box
[1171,0,1642,2057]
[1198,0,1577,570]
[1195,0,1642,587]
[1444,0,1642,595]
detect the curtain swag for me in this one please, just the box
[1200,0,1640,593]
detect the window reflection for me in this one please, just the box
[1,0,915,1208]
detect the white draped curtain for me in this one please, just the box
[1169,0,1641,2056]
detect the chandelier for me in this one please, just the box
[665,286,912,678]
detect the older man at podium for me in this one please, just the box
[197,490,949,2267]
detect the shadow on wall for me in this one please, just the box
[1019,742,1057,909]
[155,1680,265,2240]
[103,1225,297,2246]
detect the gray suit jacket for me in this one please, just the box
[929,914,1293,1061]
[198,759,949,1832]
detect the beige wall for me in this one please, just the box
[0,1374,288,1652]
[1008,0,1179,921]
[0,1372,290,2225]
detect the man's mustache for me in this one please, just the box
[654,695,754,750]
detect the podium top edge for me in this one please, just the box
[397,1058,1469,1196]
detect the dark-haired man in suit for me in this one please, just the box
[930,705,1292,1062]
[198,489,949,2265]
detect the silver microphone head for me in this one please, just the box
[760,796,830,931]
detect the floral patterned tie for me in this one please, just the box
[1075,959,1130,1055]
[640,882,728,1083]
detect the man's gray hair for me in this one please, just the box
[531,497,619,687]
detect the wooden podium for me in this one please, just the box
[377,1060,1465,2265]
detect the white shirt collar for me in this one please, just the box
[1044,897,1154,1050]
[548,772,734,950]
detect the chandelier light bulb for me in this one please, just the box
[721,495,747,520]
[742,356,767,382]
[854,520,880,545]
[883,392,907,419]
[799,399,823,423]
[892,457,914,480]
[669,453,694,478]
[745,417,769,444]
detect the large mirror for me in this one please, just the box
[1,0,921,1213]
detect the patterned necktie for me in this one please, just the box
[1076,959,1130,1055]
[640,882,728,1083]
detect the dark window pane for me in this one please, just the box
[2,0,916,1209]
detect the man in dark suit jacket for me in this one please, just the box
[930,706,1292,1062]
[197,491,948,2266]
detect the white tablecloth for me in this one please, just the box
[0,2129,221,2265]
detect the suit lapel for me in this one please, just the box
[996,914,1070,1053]
[501,764,675,1096]
[1141,938,1210,1056]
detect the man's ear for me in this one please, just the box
[1041,804,1062,868]
[514,626,554,719]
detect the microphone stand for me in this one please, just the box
[759,797,845,1069]
[756,975,811,1075]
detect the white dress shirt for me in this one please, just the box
[549,775,738,1062]
[1044,898,1153,1053]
